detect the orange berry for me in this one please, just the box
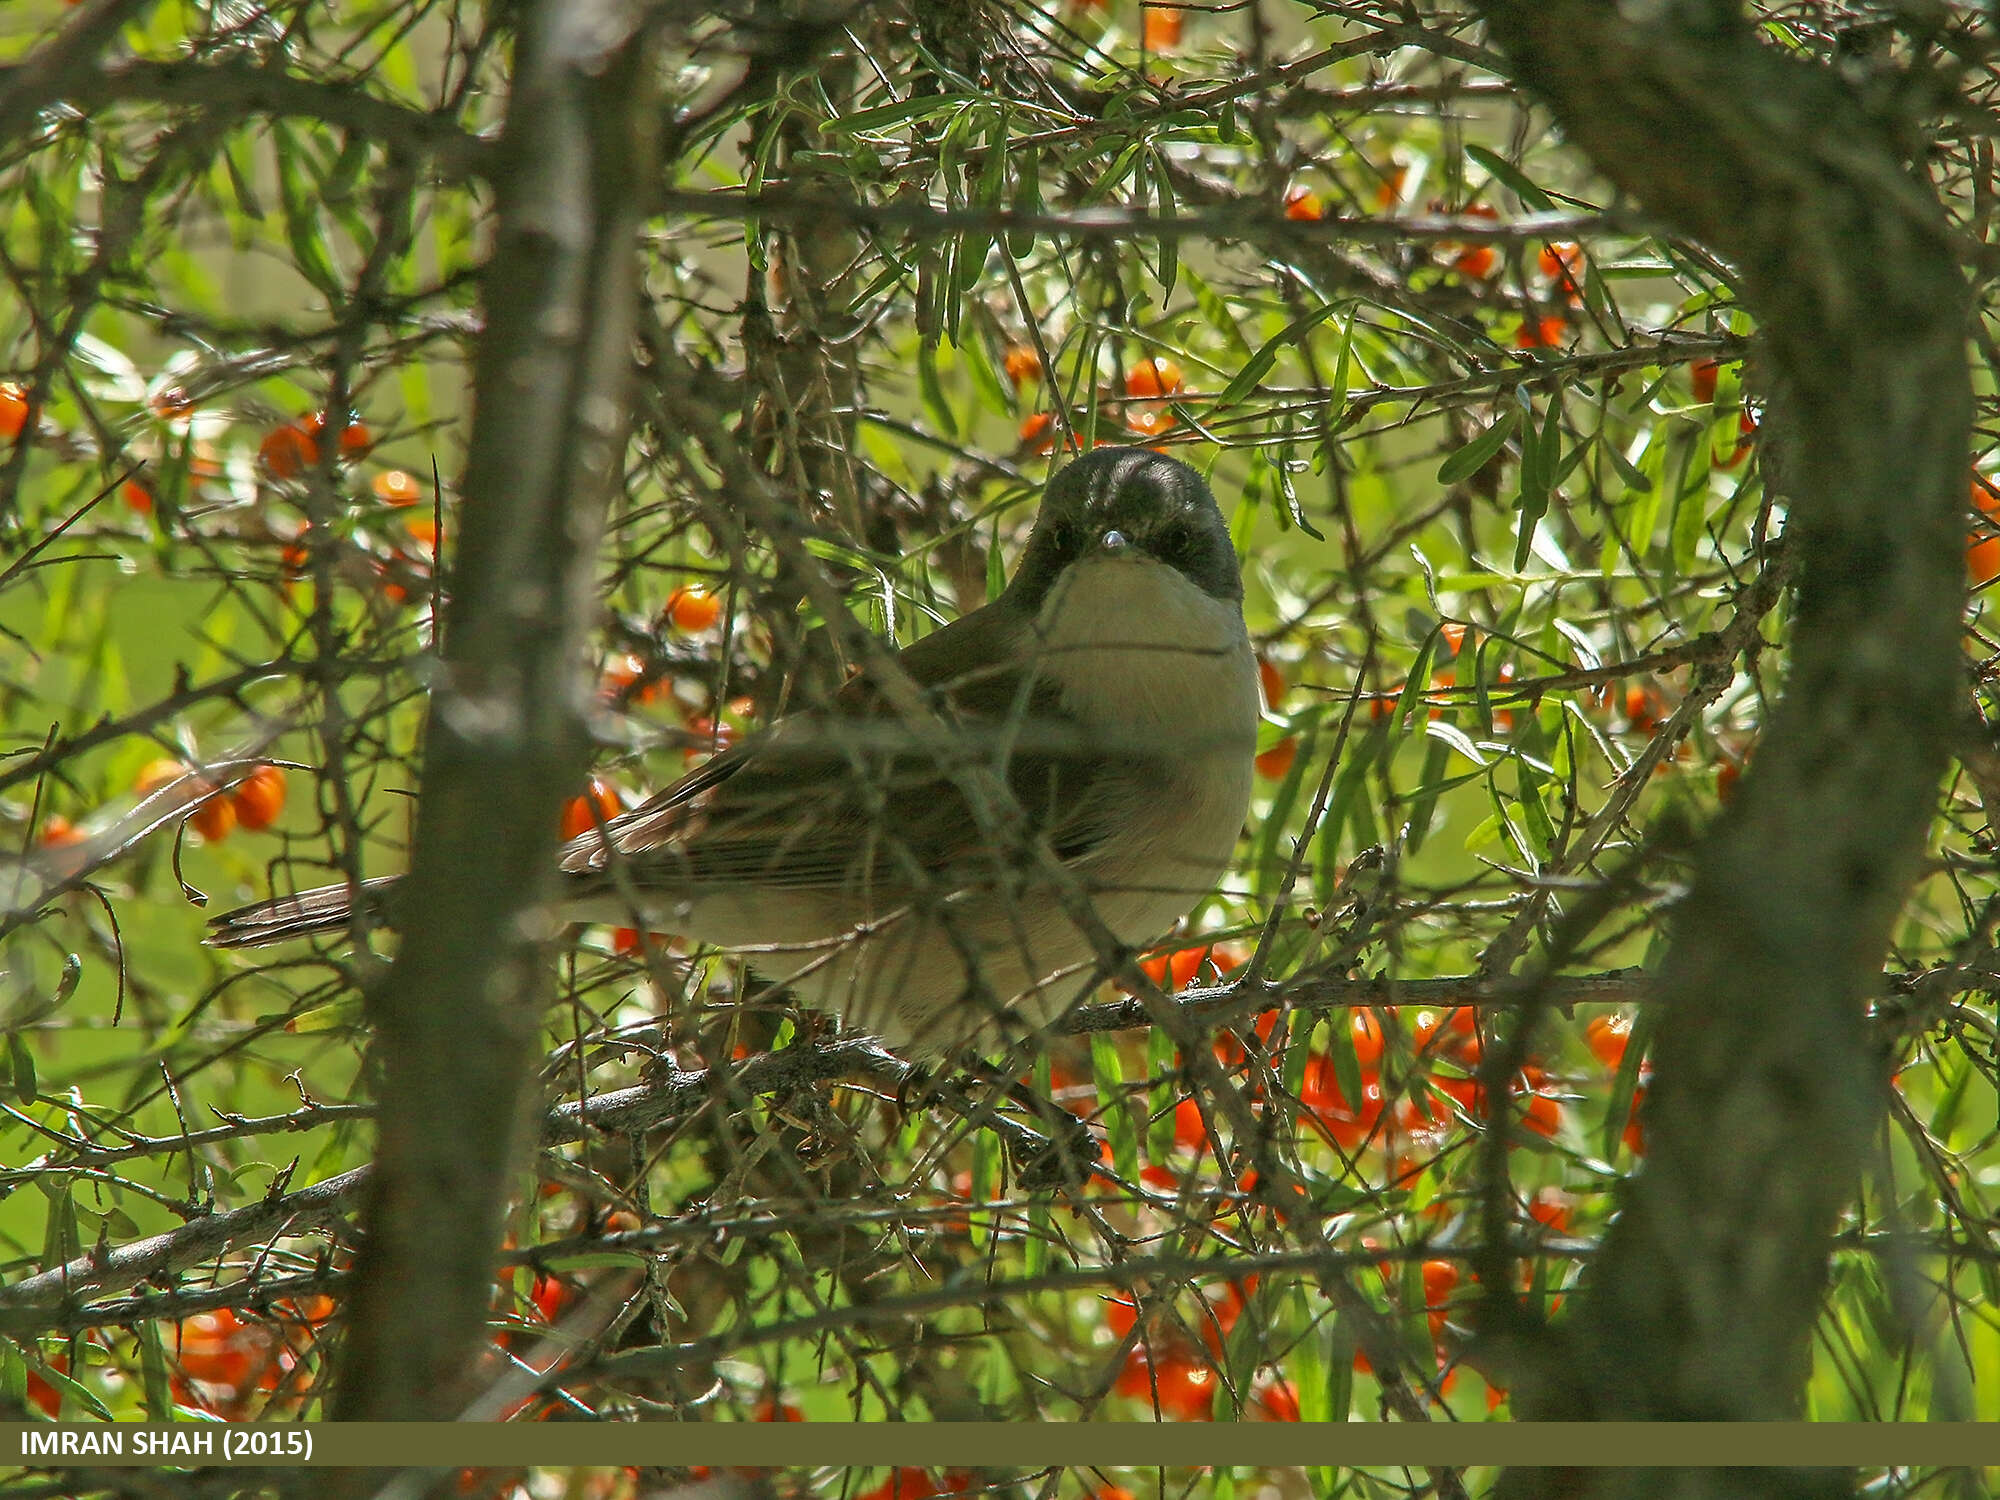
[1717,408,1757,469]
[1519,1087,1563,1138]
[1137,944,1209,990]
[230,765,288,832]
[1002,346,1041,387]
[1623,1081,1648,1154]
[1283,184,1324,222]
[1118,1348,1215,1420]
[1974,474,2000,517]
[611,927,643,956]
[529,1272,570,1323]
[600,652,665,707]
[1125,406,1175,440]
[1255,736,1298,780]
[1412,1006,1478,1060]
[134,757,189,797]
[1624,684,1664,735]
[189,789,236,842]
[1125,356,1184,400]
[1492,661,1518,732]
[1252,1376,1300,1422]
[175,1308,258,1388]
[121,479,153,514]
[0,382,27,441]
[1299,1055,1385,1149]
[405,516,439,551]
[1584,1012,1633,1070]
[683,716,735,765]
[1422,1258,1460,1309]
[1171,1096,1210,1152]
[1538,242,1583,296]
[373,468,423,506]
[336,419,372,457]
[1690,359,1721,405]
[665,586,723,632]
[752,1397,803,1423]
[561,778,621,840]
[1515,315,1569,349]
[1452,244,1496,278]
[38,813,84,848]
[1529,1186,1573,1235]
[1440,622,1468,657]
[1257,656,1286,710]
[1018,412,1057,455]
[1346,1008,1385,1068]
[1141,3,1182,50]
[1373,164,1410,211]
[1716,754,1743,802]
[259,421,318,478]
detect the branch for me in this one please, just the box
[329,0,658,1423]
[0,0,156,152]
[1469,0,1974,1466]
[4,57,498,180]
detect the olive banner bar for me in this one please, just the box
[6,1422,2000,1469]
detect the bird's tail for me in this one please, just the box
[205,875,401,948]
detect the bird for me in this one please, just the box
[207,446,1261,1061]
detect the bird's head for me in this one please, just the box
[1009,447,1241,610]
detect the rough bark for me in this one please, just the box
[1466,2,1972,1490]
[327,0,656,1423]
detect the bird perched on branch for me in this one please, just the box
[208,447,1259,1060]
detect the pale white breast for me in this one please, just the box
[604,554,1259,1058]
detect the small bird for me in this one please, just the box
[208,447,1260,1060]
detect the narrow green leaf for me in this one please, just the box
[1466,144,1554,210]
[1009,144,1039,256]
[1184,266,1253,357]
[1091,1032,1137,1179]
[8,1032,35,1102]
[1437,409,1518,486]
[1214,300,1346,413]
[918,342,957,440]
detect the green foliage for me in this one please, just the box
[1,0,1997,1484]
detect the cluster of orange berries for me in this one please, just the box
[142,759,288,843]
[257,411,373,479]
[167,1298,332,1417]
[1104,1277,1299,1421]
[1361,622,1518,731]
[1010,352,1188,455]
[40,760,289,851]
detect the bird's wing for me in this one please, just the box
[557,604,1160,902]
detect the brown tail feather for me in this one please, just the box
[205,876,401,948]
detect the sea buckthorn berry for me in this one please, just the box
[665,586,723,633]
[373,468,423,506]
[0,382,30,440]
[1002,346,1041,387]
[122,480,153,514]
[1125,356,1184,400]
[38,813,84,848]
[1691,359,1721,404]
[1257,656,1286,710]
[1452,244,1496,278]
[230,765,288,832]
[1255,736,1298,780]
[1141,3,1182,50]
[1585,1012,1633,1070]
[1283,184,1324,222]
[259,421,318,478]
[561,778,621,840]
[1515,315,1569,349]
[189,789,235,842]
[1018,412,1057,455]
